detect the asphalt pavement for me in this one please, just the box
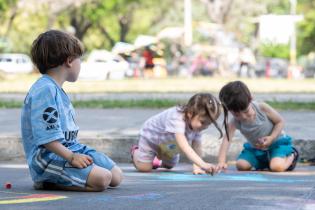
[1,164,315,210]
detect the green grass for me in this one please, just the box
[0,100,23,108]
[1,99,315,110]
[267,101,315,111]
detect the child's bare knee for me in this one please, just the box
[269,162,286,172]
[135,164,153,172]
[95,170,112,191]
[236,160,252,171]
[133,161,153,172]
[88,167,112,191]
[137,166,152,172]
[269,158,287,172]
[110,166,123,187]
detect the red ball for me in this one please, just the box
[5,182,12,189]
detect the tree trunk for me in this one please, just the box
[70,10,92,40]
[98,25,116,48]
[119,15,132,42]
[4,5,18,37]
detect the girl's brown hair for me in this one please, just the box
[31,30,84,74]
[179,93,224,138]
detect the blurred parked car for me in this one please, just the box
[254,57,288,78]
[79,50,129,80]
[0,53,33,74]
[303,61,315,78]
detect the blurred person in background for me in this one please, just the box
[238,47,256,78]
[142,46,155,78]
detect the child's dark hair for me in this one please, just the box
[219,80,252,140]
[179,93,223,138]
[31,30,84,74]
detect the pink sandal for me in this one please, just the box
[131,145,162,169]
[152,156,162,169]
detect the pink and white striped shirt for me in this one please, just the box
[139,107,202,146]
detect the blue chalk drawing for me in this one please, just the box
[91,193,163,202]
[117,193,163,200]
[139,172,307,183]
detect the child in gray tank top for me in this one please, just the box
[216,81,298,172]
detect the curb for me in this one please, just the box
[1,132,314,163]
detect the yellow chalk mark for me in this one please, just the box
[0,195,67,204]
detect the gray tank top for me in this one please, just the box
[233,101,275,145]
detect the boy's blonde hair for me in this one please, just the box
[31,30,84,74]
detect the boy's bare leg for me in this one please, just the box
[34,165,112,192]
[269,154,294,172]
[110,166,123,187]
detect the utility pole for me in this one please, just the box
[184,0,192,47]
[290,0,297,66]
[288,0,298,79]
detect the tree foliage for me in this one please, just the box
[297,0,315,55]
[259,43,289,59]
[56,0,175,50]
[0,0,16,13]
[1,0,315,57]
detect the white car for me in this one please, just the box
[0,53,33,74]
[79,50,129,80]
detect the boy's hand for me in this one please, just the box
[201,163,216,176]
[215,162,228,173]
[70,153,93,168]
[255,136,273,150]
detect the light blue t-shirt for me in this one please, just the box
[21,75,82,170]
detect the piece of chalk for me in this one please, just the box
[4,182,12,189]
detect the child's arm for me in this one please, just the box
[257,102,284,149]
[216,122,236,172]
[44,141,93,168]
[191,141,206,174]
[175,133,215,174]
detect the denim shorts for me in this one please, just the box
[237,135,293,170]
[31,145,115,187]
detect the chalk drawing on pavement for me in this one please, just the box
[86,192,163,202]
[0,193,67,204]
[127,171,307,183]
